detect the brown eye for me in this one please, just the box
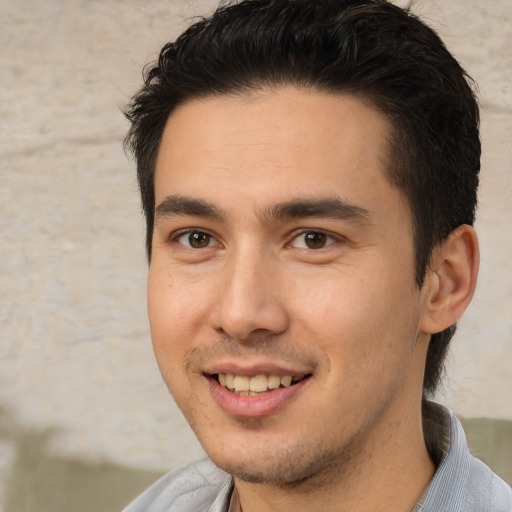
[175,231,214,249]
[188,231,211,248]
[289,231,337,250]
[304,232,327,249]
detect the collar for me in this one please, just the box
[207,476,234,512]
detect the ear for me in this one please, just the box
[420,225,479,334]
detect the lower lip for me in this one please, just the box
[207,376,310,418]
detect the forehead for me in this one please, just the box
[154,88,403,217]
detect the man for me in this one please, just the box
[122,0,512,510]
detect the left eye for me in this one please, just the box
[290,232,337,249]
[176,231,216,249]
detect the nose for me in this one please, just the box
[209,250,290,341]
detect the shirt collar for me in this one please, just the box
[207,476,234,512]
[413,403,471,511]
[207,403,473,512]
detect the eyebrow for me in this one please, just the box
[261,198,372,225]
[155,194,371,226]
[155,195,225,222]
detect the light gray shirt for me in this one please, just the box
[122,405,512,512]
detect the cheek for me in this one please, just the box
[292,270,381,336]
[148,266,208,332]
[147,280,200,412]
[147,270,192,369]
[297,269,419,369]
[147,264,220,383]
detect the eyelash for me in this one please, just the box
[170,230,218,249]
[288,231,340,250]
[169,229,341,250]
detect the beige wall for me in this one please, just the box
[1,0,511,505]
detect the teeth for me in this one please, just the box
[249,374,268,393]
[225,373,235,389]
[280,376,292,387]
[217,373,304,394]
[233,375,249,392]
[268,375,281,389]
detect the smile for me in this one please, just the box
[217,373,308,395]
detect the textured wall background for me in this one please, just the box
[0,0,511,510]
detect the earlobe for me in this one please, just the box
[420,225,479,334]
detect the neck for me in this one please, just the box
[234,395,435,512]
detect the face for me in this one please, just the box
[149,88,432,485]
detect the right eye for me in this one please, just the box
[175,231,216,249]
[288,231,338,250]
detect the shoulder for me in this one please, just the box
[463,455,512,510]
[419,404,512,512]
[121,458,232,512]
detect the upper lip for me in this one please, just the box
[203,361,312,378]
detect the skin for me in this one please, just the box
[148,88,478,511]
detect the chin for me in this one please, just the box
[207,437,349,488]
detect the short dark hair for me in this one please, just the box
[124,0,480,397]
